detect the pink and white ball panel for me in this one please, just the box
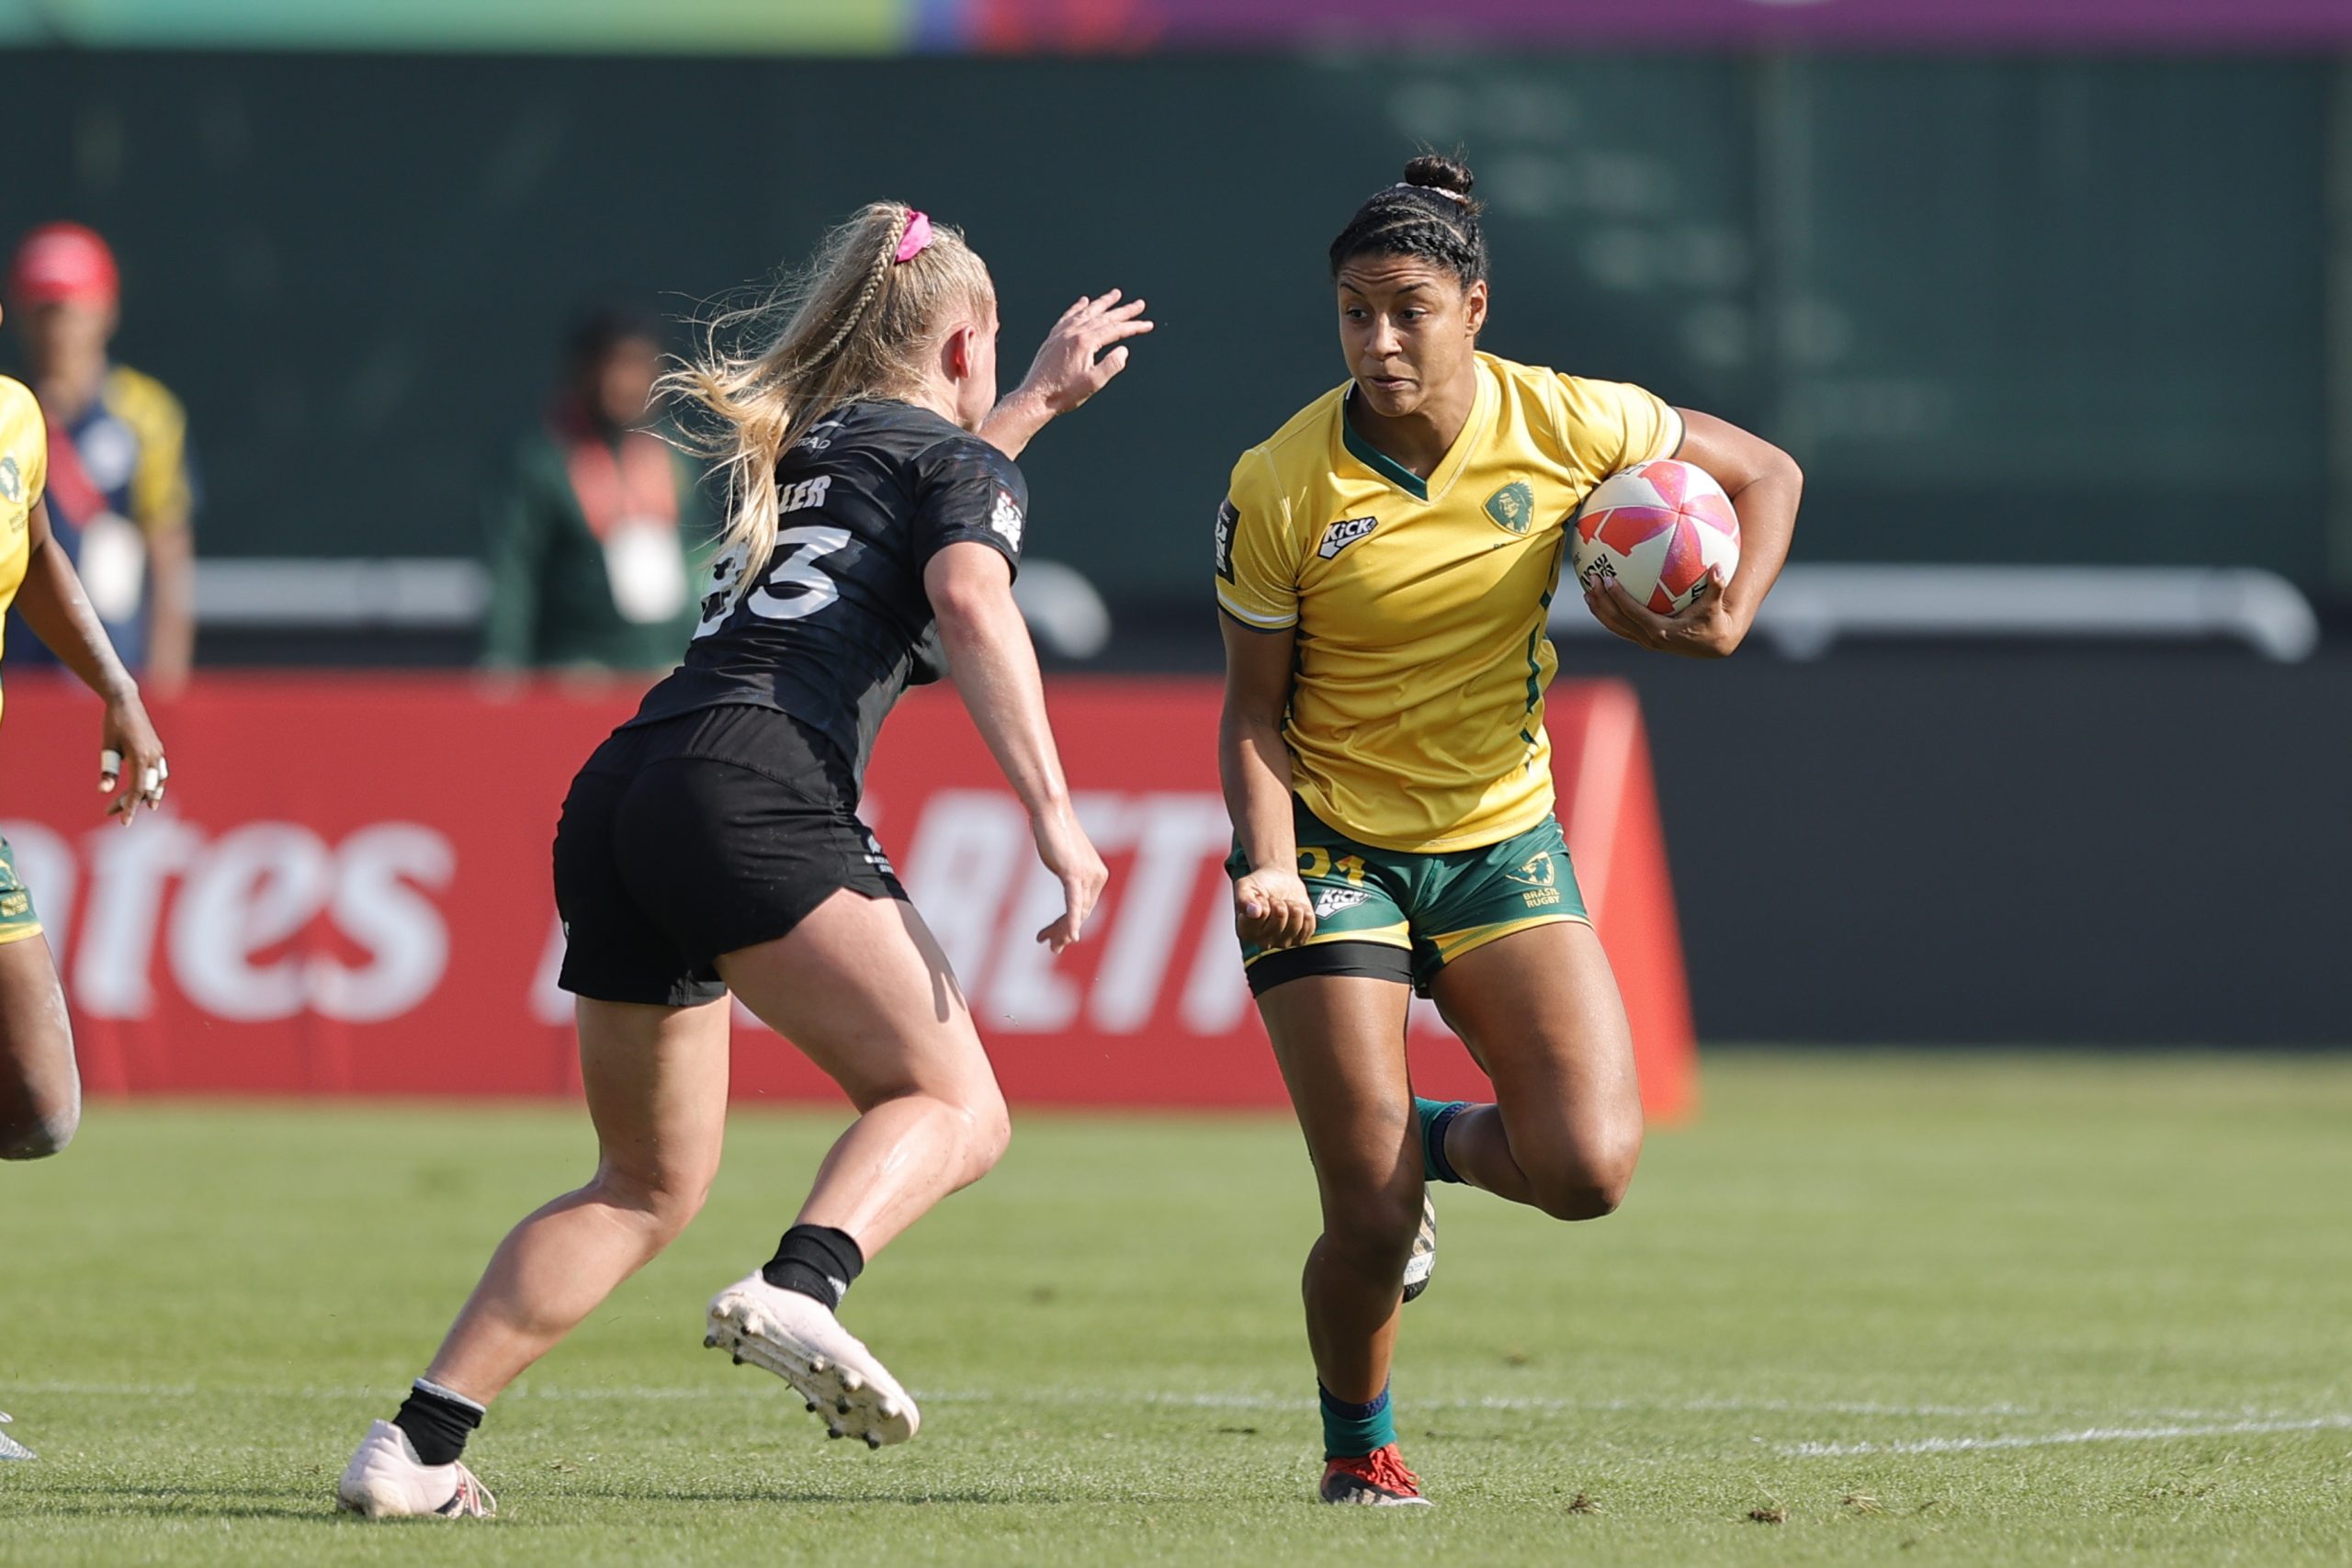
[1569,459,1742,615]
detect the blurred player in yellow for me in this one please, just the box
[1216,154,1801,1505]
[0,297,169,1461]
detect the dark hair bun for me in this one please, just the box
[1403,153,1476,199]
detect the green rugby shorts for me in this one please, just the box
[1227,799,1589,997]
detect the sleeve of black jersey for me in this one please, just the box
[910,434,1028,579]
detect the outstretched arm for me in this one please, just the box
[1585,408,1802,659]
[979,290,1155,460]
[925,539,1106,951]
[12,493,168,818]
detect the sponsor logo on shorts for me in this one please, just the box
[1313,886,1368,920]
[1317,516,1378,559]
[1,892,29,919]
[1214,500,1238,581]
[1522,887,1561,908]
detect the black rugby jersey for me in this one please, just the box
[625,399,1026,786]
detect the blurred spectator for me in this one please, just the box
[481,306,715,673]
[6,222,197,696]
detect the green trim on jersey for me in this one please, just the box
[1340,410,1430,502]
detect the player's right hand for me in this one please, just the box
[1031,806,1108,953]
[1017,290,1155,416]
[98,691,168,824]
[1234,867,1315,951]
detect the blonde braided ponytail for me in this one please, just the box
[664,202,992,592]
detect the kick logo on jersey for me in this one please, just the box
[1313,886,1369,920]
[989,487,1025,550]
[1484,479,1535,536]
[1213,499,1238,581]
[1317,516,1378,559]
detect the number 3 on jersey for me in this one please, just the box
[694,524,852,637]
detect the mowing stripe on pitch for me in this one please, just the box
[15,1379,2345,1442]
[1781,1414,2352,1458]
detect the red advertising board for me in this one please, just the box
[0,675,1693,1117]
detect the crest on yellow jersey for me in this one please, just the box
[0,455,20,504]
[1483,479,1533,536]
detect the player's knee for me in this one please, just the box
[1320,1183,1421,1269]
[1531,1179,1623,1223]
[956,1088,1012,1181]
[598,1158,716,1239]
[1527,1127,1641,1222]
[0,1102,78,1160]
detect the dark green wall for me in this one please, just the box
[0,50,2329,600]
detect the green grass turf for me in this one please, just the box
[3,1051,2350,1566]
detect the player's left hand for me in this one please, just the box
[1015,290,1155,416]
[1583,568,1750,659]
[97,691,169,823]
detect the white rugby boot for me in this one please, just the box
[1401,1190,1438,1304]
[705,1273,919,1449]
[0,1411,33,1461]
[335,1419,496,1518]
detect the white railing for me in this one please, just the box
[194,555,1117,660]
[196,558,2325,662]
[1549,564,2323,662]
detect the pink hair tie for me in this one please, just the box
[894,210,933,264]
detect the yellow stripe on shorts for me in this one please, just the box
[1428,911,1589,968]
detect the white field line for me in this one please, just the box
[1781,1414,2352,1458]
[9,1380,2337,1436]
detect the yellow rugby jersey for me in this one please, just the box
[1216,353,1681,852]
[0,377,48,729]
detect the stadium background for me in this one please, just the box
[1,3,2348,1064]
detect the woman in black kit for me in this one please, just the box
[338,203,1153,1519]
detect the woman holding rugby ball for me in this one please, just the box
[1215,154,1800,1505]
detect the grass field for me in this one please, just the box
[2,1051,2348,1566]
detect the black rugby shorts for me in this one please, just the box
[551,704,907,1008]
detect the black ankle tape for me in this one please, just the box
[761,1224,865,1310]
[393,1379,483,1467]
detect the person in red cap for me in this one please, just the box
[6,222,196,697]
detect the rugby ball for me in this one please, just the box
[1569,458,1741,615]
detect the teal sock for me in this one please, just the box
[1318,1382,1396,1460]
[1414,1097,1469,1184]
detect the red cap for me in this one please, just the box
[9,223,119,307]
